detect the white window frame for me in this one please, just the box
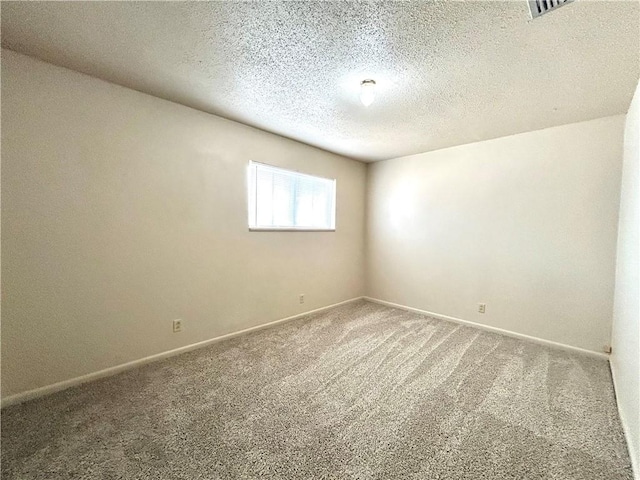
[247,161,337,232]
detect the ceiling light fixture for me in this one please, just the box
[360,79,376,107]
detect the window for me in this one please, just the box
[248,161,336,231]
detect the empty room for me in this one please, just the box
[1,1,639,479]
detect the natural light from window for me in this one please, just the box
[248,162,336,231]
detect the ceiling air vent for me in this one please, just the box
[528,0,574,19]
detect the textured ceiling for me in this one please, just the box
[2,1,639,162]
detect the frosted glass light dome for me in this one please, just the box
[360,79,376,107]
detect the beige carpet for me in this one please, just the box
[1,300,633,479]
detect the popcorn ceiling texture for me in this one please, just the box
[1,301,633,479]
[1,1,638,161]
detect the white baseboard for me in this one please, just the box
[1,297,365,408]
[610,361,640,480]
[364,297,609,360]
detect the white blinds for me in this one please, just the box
[248,162,336,230]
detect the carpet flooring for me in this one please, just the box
[1,300,633,479]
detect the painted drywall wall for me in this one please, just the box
[611,78,640,477]
[1,50,366,399]
[366,115,625,353]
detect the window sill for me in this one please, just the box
[249,227,336,232]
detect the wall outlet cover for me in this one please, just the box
[173,319,183,333]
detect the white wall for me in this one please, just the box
[366,115,625,353]
[1,50,366,399]
[611,78,640,477]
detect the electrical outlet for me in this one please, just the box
[478,303,486,314]
[299,294,305,304]
[173,319,183,333]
